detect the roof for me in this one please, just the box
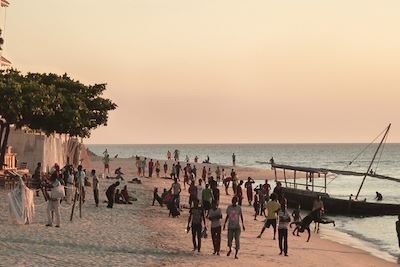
[1,56,11,66]
[1,0,10,7]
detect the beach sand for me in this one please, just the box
[0,157,397,266]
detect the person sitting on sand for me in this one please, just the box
[152,188,163,206]
[114,189,126,204]
[121,185,135,204]
[375,191,383,201]
[106,181,120,208]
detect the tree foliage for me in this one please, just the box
[0,69,117,138]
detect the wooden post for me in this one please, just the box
[274,168,277,182]
[283,169,287,187]
[306,172,308,190]
[324,173,327,193]
[79,184,82,218]
[312,172,314,192]
[294,170,297,189]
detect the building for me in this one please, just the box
[0,0,11,67]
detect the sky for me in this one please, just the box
[2,0,400,144]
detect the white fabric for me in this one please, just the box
[8,177,35,225]
[47,200,61,226]
[50,182,65,199]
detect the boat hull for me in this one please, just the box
[282,187,400,216]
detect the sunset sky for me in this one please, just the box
[3,0,400,144]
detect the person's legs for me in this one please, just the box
[234,228,241,259]
[94,189,99,207]
[272,220,277,240]
[196,225,202,252]
[216,226,221,254]
[278,229,284,254]
[46,202,53,226]
[227,228,234,255]
[283,229,288,255]
[107,192,113,208]
[54,201,61,227]
[191,224,198,250]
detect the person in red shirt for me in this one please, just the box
[262,180,271,201]
[236,180,244,206]
[244,177,255,206]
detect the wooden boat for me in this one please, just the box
[272,124,400,216]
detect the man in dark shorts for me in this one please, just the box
[257,193,280,239]
[187,199,206,252]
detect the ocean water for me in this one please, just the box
[87,143,400,262]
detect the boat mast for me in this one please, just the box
[355,123,391,200]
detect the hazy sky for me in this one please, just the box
[3,0,400,144]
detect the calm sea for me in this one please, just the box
[87,143,400,262]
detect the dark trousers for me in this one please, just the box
[93,188,99,206]
[192,224,202,251]
[149,167,153,177]
[211,226,221,253]
[278,229,288,255]
[106,192,114,208]
[398,234,400,247]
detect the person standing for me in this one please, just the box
[32,162,42,197]
[215,166,221,184]
[196,179,204,203]
[75,165,86,203]
[187,199,206,252]
[175,162,182,181]
[194,156,199,163]
[167,150,171,160]
[257,193,280,239]
[148,159,154,177]
[244,177,255,206]
[208,200,222,255]
[45,173,64,227]
[155,160,161,178]
[262,180,271,202]
[91,169,99,207]
[171,178,182,208]
[223,196,245,259]
[163,162,168,177]
[141,158,147,178]
[64,165,74,204]
[188,181,197,208]
[236,180,244,206]
[106,181,120,208]
[192,165,197,179]
[278,201,291,256]
[232,153,236,166]
[202,166,207,181]
[174,149,180,161]
[231,169,237,195]
[171,163,176,179]
[202,184,214,215]
[103,152,110,174]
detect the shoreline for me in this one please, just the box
[96,157,397,266]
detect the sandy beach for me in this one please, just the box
[0,156,397,267]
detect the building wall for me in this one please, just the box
[7,128,84,173]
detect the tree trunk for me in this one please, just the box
[0,123,10,170]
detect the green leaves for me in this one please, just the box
[0,69,117,137]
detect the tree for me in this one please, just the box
[0,69,117,169]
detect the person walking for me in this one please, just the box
[141,158,147,178]
[223,196,245,259]
[232,153,236,166]
[278,201,291,256]
[75,165,86,203]
[235,180,244,206]
[176,162,182,181]
[187,199,206,252]
[208,200,222,255]
[106,181,120,208]
[91,169,99,207]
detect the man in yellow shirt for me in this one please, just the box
[257,193,280,240]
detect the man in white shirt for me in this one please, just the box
[75,165,86,203]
